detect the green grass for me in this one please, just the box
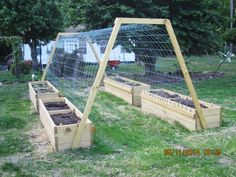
[0,79,36,156]
[188,55,236,75]
[0,72,31,84]
[0,56,236,176]
[0,72,36,176]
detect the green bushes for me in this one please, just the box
[223,28,236,43]
[10,60,32,75]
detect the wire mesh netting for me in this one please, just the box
[185,53,236,110]
[47,24,205,112]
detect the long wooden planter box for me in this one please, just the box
[29,81,60,112]
[104,76,150,106]
[141,89,222,130]
[38,97,94,151]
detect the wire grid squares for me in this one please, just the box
[47,24,190,112]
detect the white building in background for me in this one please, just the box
[62,38,135,63]
[23,39,135,64]
[23,41,55,65]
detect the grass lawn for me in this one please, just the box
[0,57,236,177]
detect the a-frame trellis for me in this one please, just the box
[41,18,207,148]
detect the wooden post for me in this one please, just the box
[164,19,207,129]
[41,35,60,81]
[58,32,79,36]
[71,19,122,148]
[87,38,101,64]
[117,18,166,25]
[87,38,107,78]
[41,33,80,81]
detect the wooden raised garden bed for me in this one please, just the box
[29,81,60,112]
[38,97,94,151]
[141,89,222,130]
[104,76,150,106]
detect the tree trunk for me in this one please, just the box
[29,40,38,71]
[137,52,156,77]
[15,55,20,78]
[133,42,157,77]
[143,57,156,77]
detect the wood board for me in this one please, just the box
[104,76,150,106]
[29,81,60,112]
[38,97,94,151]
[141,89,222,130]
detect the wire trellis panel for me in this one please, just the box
[106,24,189,94]
[47,24,190,110]
[43,18,207,147]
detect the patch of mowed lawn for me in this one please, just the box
[0,54,236,177]
[15,91,236,177]
[0,82,35,156]
[0,71,33,84]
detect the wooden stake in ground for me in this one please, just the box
[164,19,207,129]
[71,19,122,148]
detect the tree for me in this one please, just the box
[0,36,22,78]
[115,26,168,77]
[66,0,226,54]
[0,42,12,64]
[167,0,227,54]
[64,0,226,75]
[58,0,79,28]
[0,0,63,71]
[69,0,167,29]
[223,28,236,43]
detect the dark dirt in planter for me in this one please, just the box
[151,90,208,109]
[51,112,81,125]
[32,84,55,94]
[32,83,48,88]
[150,90,180,99]
[44,102,70,111]
[34,88,55,94]
[112,77,141,86]
[172,98,208,109]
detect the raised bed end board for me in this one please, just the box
[29,81,60,112]
[38,97,94,151]
[104,76,150,106]
[141,89,222,130]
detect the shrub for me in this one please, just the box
[10,63,17,75]
[223,29,236,43]
[21,60,32,74]
[10,60,32,75]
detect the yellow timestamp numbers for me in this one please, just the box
[164,148,222,156]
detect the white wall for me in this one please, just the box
[23,41,55,65]
[82,42,135,63]
[23,40,135,64]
